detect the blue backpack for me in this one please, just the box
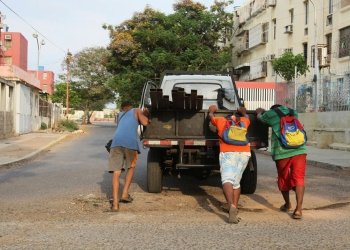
[221,116,249,145]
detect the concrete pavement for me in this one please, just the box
[0,132,350,170]
[0,132,68,167]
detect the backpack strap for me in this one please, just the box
[273,107,294,117]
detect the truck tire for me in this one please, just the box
[240,150,257,194]
[147,149,163,193]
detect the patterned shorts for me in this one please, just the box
[219,152,251,189]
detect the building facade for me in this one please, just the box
[230,0,350,112]
[0,32,28,71]
[28,70,55,95]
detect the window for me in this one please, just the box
[273,19,276,40]
[262,22,269,43]
[339,26,350,58]
[43,72,48,80]
[329,0,333,14]
[305,28,308,35]
[245,31,249,49]
[4,39,12,48]
[290,9,294,24]
[327,15,333,26]
[4,57,12,65]
[326,34,332,59]
[43,85,47,91]
[305,1,309,25]
[341,0,350,8]
[303,43,308,62]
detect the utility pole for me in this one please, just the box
[309,0,319,112]
[66,49,72,118]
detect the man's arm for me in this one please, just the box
[136,108,149,126]
[255,108,265,121]
[208,105,218,122]
[237,107,249,119]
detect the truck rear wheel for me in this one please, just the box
[240,150,257,194]
[147,149,163,193]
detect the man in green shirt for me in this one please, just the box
[256,104,307,219]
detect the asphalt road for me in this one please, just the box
[1,122,350,249]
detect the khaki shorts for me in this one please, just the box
[108,146,139,173]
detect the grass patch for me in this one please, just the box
[60,119,79,132]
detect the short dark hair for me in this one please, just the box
[121,100,133,108]
[270,104,282,110]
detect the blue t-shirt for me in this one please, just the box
[111,109,141,153]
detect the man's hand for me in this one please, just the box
[237,107,247,115]
[255,108,265,114]
[208,105,217,113]
[142,108,149,117]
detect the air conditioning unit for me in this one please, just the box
[4,34,12,40]
[266,54,275,61]
[284,25,293,33]
[267,0,276,7]
[283,48,293,53]
[234,70,243,75]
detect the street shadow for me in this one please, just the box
[161,171,228,222]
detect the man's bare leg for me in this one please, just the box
[222,182,234,207]
[294,186,304,215]
[223,183,240,223]
[281,191,292,210]
[122,167,135,198]
[112,170,122,210]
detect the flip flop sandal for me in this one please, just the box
[228,206,239,224]
[103,208,119,213]
[293,210,302,219]
[119,194,133,203]
[280,204,293,212]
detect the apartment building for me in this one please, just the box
[230,0,350,111]
[28,70,55,95]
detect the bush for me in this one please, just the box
[41,122,48,130]
[60,119,79,132]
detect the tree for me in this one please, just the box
[51,82,84,114]
[103,0,234,106]
[272,52,310,82]
[66,47,116,124]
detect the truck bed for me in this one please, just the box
[143,109,269,148]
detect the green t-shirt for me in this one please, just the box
[260,106,307,161]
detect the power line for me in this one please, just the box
[0,0,66,54]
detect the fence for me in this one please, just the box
[275,70,350,113]
[39,99,62,128]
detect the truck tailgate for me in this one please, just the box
[143,109,269,148]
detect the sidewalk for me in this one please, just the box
[0,132,68,167]
[0,132,350,170]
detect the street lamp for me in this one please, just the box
[32,33,45,78]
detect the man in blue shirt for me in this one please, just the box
[108,101,149,212]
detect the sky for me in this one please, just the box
[0,0,246,80]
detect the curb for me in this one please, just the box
[0,135,68,167]
[254,149,349,171]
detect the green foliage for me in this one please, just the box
[59,119,79,132]
[55,47,116,124]
[272,52,310,82]
[40,122,47,130]
[103,0,234,106]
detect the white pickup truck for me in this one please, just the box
[139,71,269,194]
